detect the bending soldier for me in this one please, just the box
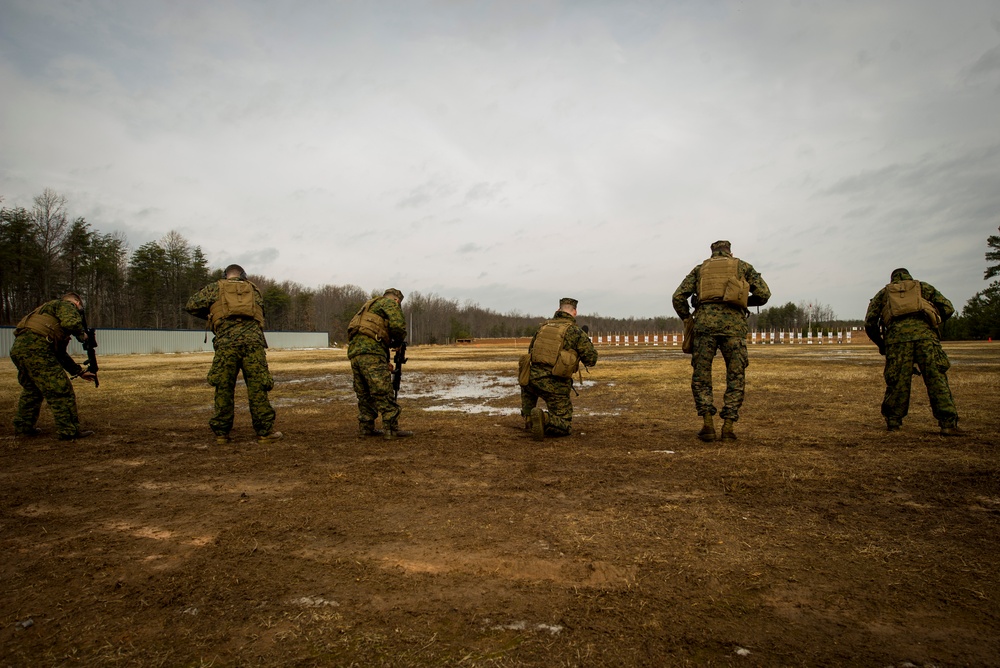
[864,268,962,435]
[520,297,598,441]
[673,240,770,441]
[185,264,282,444]
[348,288,411,440]
[10,292,97,440]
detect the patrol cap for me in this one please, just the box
[710,240,731,253]
[559,297,578,309]
[384,288,404,302]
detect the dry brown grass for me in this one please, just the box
[1,342,998,666]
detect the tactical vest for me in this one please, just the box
[15,305,67,342]
[348,298,391,343]
[698,257,749,309]
[882,280,942,327]
[209,280,265,331]
[530,319,579,378]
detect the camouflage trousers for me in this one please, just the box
[882,340,958,428]
[351,353,401,430]
[690,334,748,421]
[9,336,81,438]
[207,342,275,437]
[520,366,574,436]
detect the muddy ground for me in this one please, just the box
[1,342,998,667]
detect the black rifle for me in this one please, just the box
[392,341,408,400]
[80,310,100,388]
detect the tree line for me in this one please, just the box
[4,190,996,342]
[1,190,685,344]
[944,226,1000,340]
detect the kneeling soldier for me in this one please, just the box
[519,297,598,440]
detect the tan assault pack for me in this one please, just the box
[882,280,942,328]
[530,319,580,379]
[698,257,749,309]
[15,306,66,341]
[209,280,265,330]
[348,298,390,343]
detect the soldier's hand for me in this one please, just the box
[387,363,394,372]
[878,345,886,356]
[79,371,97,383]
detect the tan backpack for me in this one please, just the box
[348,298,391,343]
[209,280,265,330]
[882,280,941,327]
[530,319,580,379]
[15,305,67,341]
[698,257,749,309]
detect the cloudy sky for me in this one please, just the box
[2,1,998,320]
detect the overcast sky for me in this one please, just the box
[2,1,998,320]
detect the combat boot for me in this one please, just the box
[530,407,546,441]
[59,430,94,441]
[721,419,737,441]
[940,425,966,437]
[886,420,902,432]
[215,434,232,445]
[698,414,717,442]
[258,431,284,443]
[384,428,413,441]
[358,423,384,438]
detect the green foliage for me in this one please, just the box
[262,285,292,329]
[985,226,1000,281]
[949,227,1000,339]
[449,316,471,341]
[0,205,45,322]
[756,301,802,331]
[949,282,1000,340]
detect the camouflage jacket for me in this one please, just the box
[347,295,407,360]
[185,278,267,348]
[13,299,87,375]
[528,310,598,370]
[864,270,954,345]
[672,250,770,337]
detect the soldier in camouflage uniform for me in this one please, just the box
[864,268,962,435]
[185,264,282,444]
[10,292,97,440]
[673,240,770,441]
[348,288,411,440]
[520,297,598,440]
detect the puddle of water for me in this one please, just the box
[273,371,603,416]
[404,372,520,415]
[404,372,517,400]
[424,404,521,416]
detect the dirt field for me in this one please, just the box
[2,342,998,667]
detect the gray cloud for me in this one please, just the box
[1,0,997,319]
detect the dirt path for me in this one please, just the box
[2,344,998,666]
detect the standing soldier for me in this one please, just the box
[673,240,770,441]
[10,292,97,440]
[519,297,598,441]
[185,264,282,444]
[348,288,411,440]
[864,268,962,435]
